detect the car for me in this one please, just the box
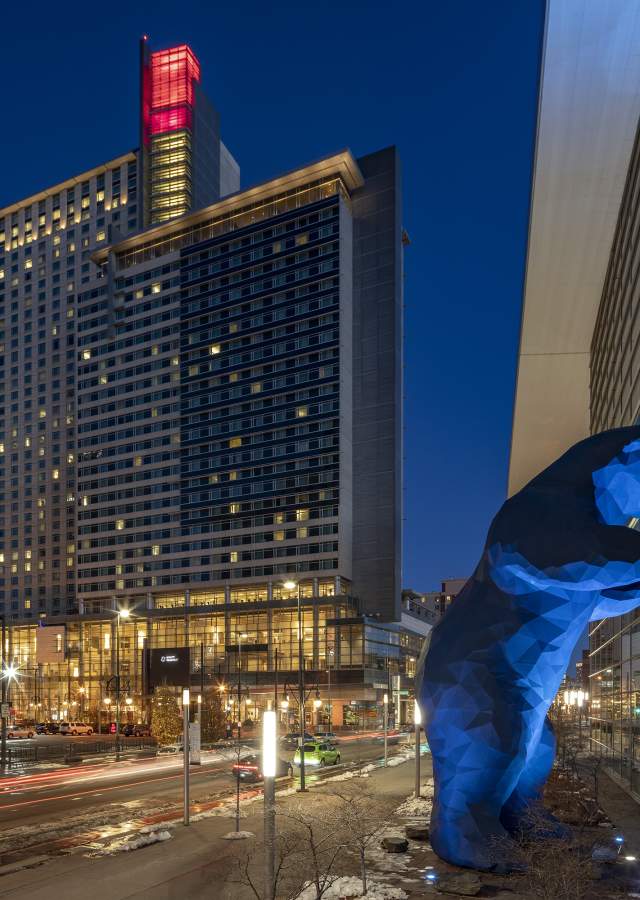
[293,741,340,768]
[122,723,152,737]
[59,721,93,736]
[313,730,339,744]
[232,753,292,782]
[7,725,35,739]
[281,731,315,749]
[35,722,60,735]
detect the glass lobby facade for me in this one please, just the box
[5,579,422,730]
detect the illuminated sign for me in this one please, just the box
[147,647,191,687]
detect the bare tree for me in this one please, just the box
[227,828,306,900]
[281,803,345,899]
[492,804,597,900]
[329,784,389,896]
[226,805,344,900]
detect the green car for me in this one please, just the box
[293,740,341,768]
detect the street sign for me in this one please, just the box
[0,703,8,717]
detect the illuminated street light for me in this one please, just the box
[383,693,389,766]
[414,699,422,798]
[283,580,297,591]
[2,663,19,683]
[262,709,277,900]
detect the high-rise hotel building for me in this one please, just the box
[0,39,238,623]
[0,39,426,729]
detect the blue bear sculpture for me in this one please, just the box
[417,426,640,871]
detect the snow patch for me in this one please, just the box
[298,875,407,899]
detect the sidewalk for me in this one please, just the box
[596,770,640,854]
[0,754,432,900]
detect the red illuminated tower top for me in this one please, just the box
[143,43,201,143]
[140,37,230,226]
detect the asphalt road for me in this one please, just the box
[0,733,405,832]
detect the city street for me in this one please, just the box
[0,732,405,832]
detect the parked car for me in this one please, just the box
[281,731,314,749]
[293,741,340,768]
[7,724,35,739]
[232,753,292,782]
[59,721,93,736]
[35,722,61,735]
[122,723,152,737]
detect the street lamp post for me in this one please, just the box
[183,688,190,825]
[262,708,277,900]
[414,699,422,798]
[327,645,334,731]
[115,607,131,762]
[383,693,389,766]
[313,696,322,728]
[1,616,6,774]
[284,579,307,791]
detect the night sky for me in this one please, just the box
[1,0,545,591]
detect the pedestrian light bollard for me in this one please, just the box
[263,709,277,900]
[414,698,422,799]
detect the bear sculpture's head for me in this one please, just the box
[593,438,640,527]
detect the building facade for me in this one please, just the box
[588,115,640,795]
[0,40,421,728]
[508,2,640,799]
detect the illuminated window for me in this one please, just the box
[81,196,90,209]
[39,409,46,420]
[296,509,309,522]
[152,545,160,556]
[115,519,125,530]
[274,530,285,541]
[297,527,308,539]
[229,503,240,514]
[296,233,309,246]
[189,365,198,376]
[229,372,238,383]
[97,190,105,202]
[230,551,238,563]
[251,382,262,394]
[96,230,106,242]
[296,406,308,418]
[151,345,159,356]
[99,374,108,384]
[151,282,161,294]
[275,512,285,524]
[210,344,221,355]
[229,323,238,334]
[229,470,237,481]
[151,407,158,417]
[134,456,142,466]
[104,633,111,651]
[171,356,179,366]
[209,474,219,484]
[52,469,59,480]
[135,289,144,300]
[229,437,242,448]
[67,452,74,463]
[82,349,91,360]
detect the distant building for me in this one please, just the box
[402,579,468,619]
